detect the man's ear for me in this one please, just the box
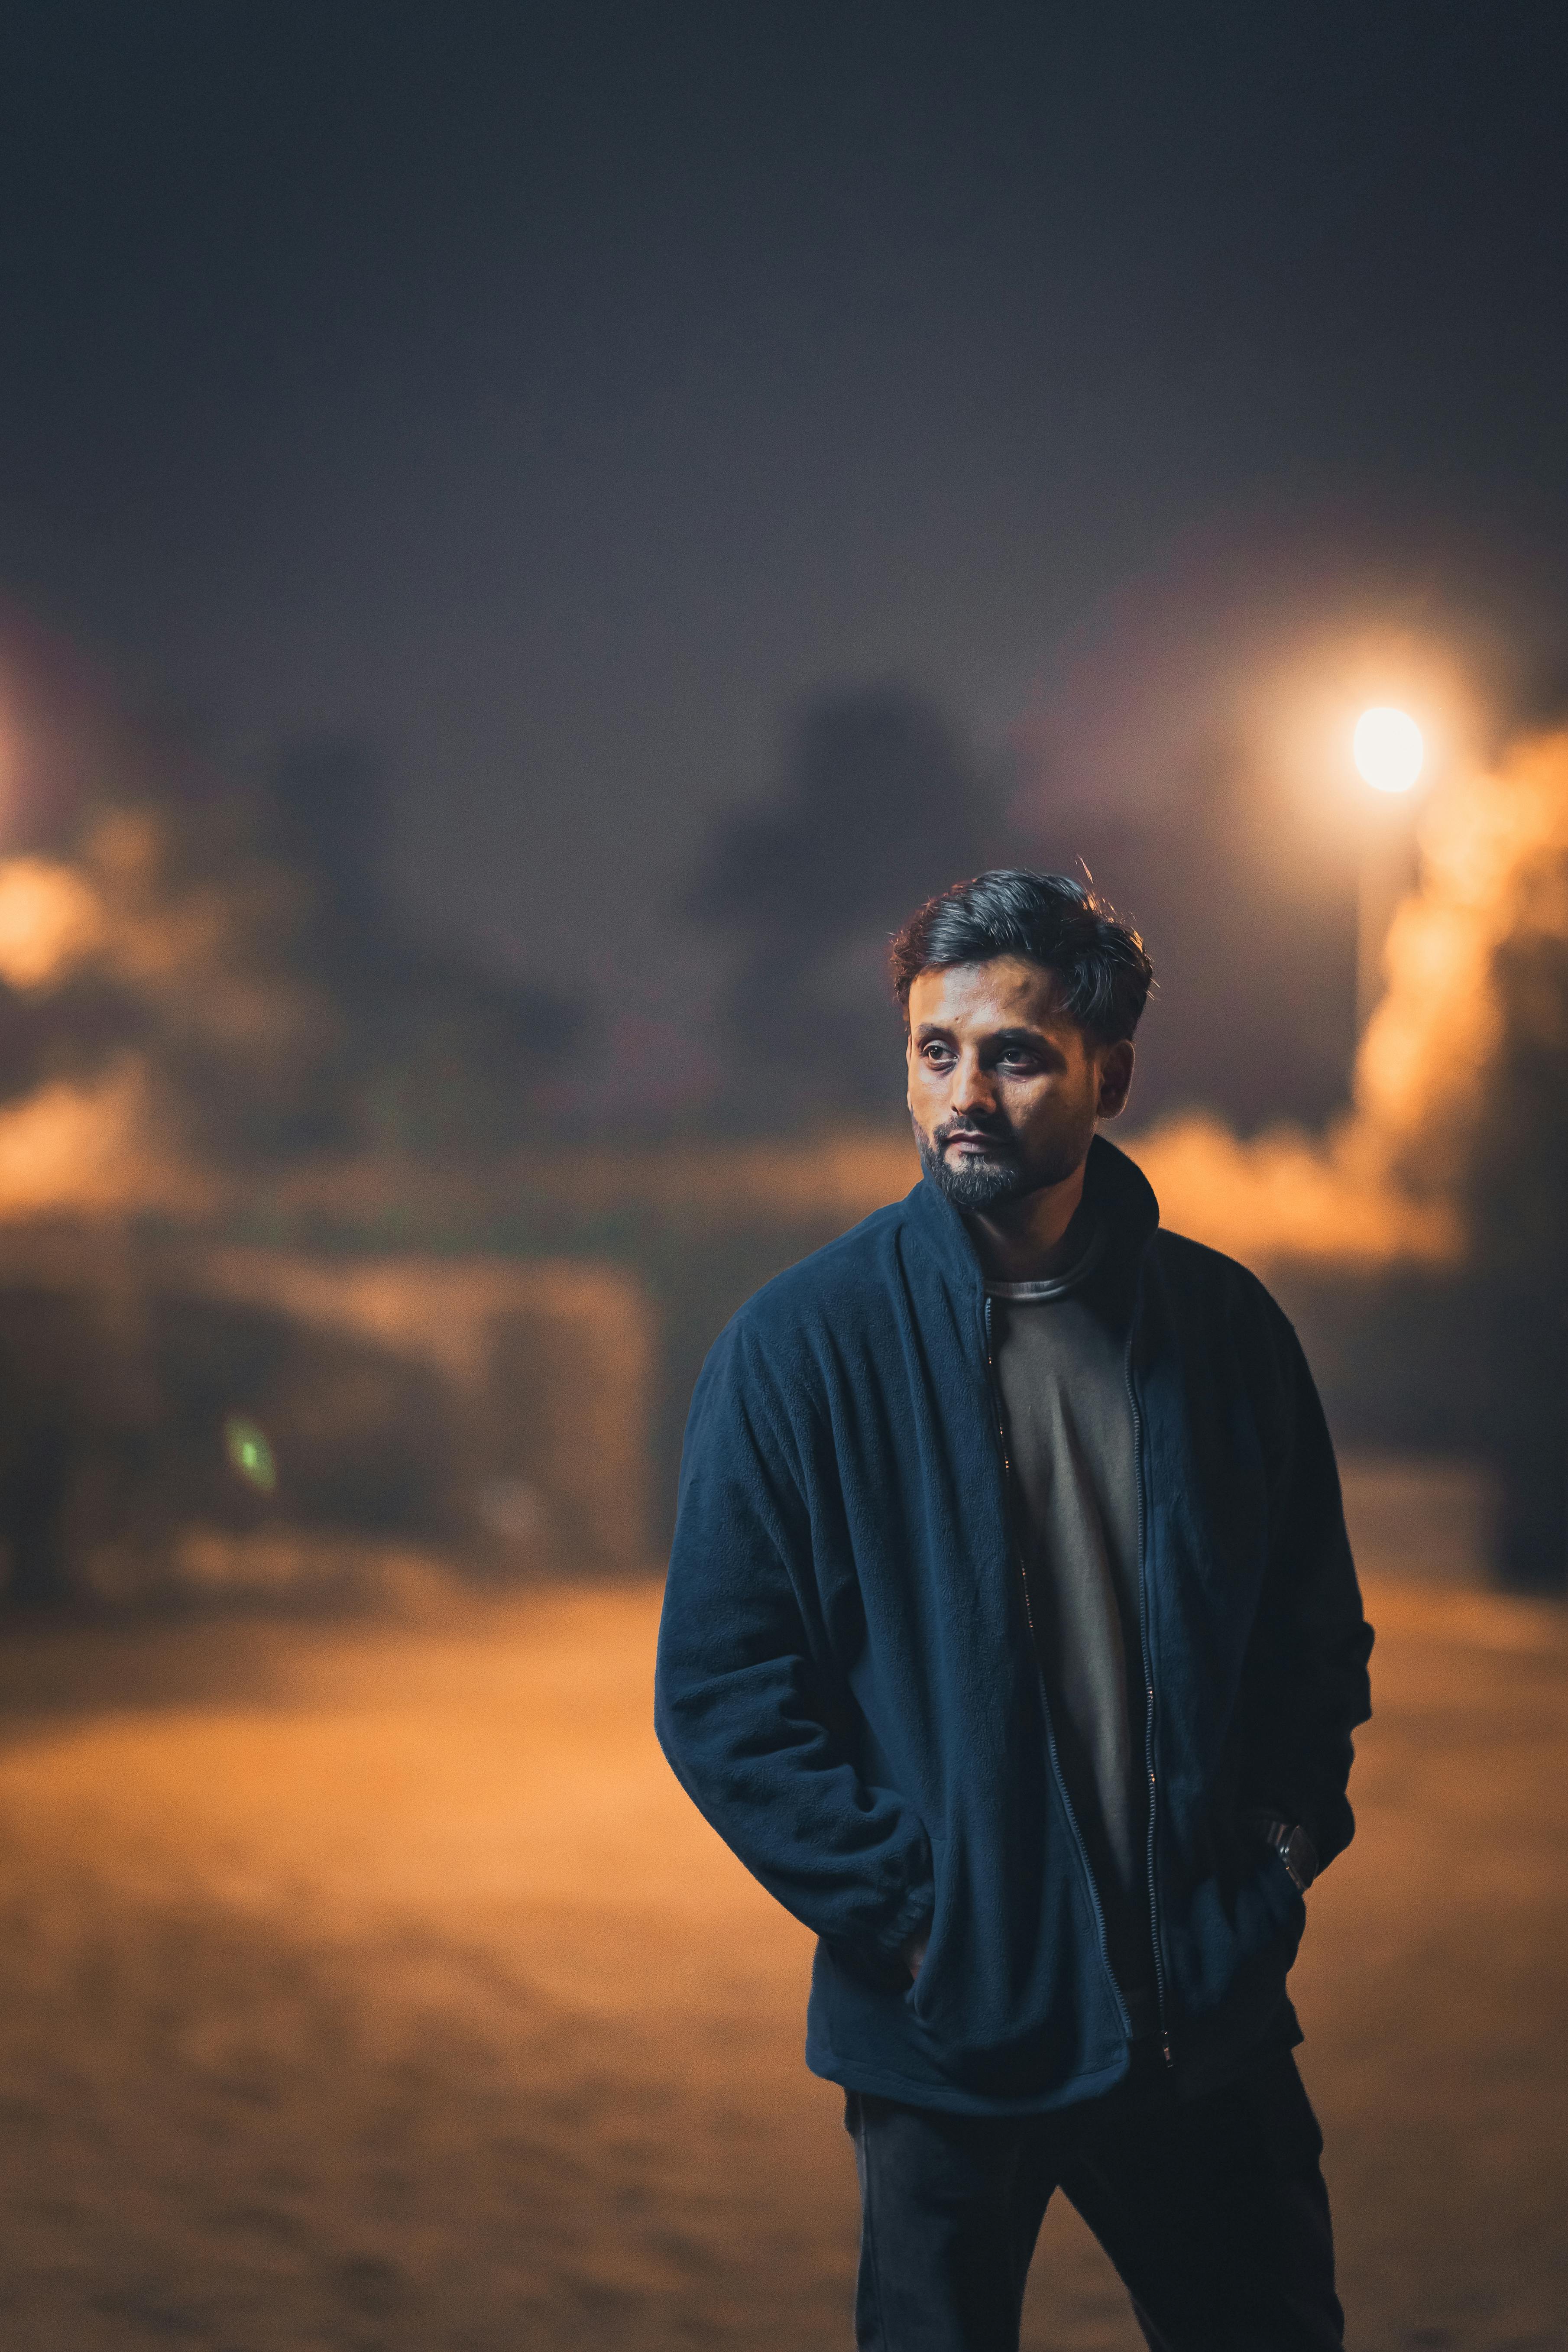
[1097,1040,1135,1120]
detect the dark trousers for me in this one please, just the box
[845,2047,1343,2351]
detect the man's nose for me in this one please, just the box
[949,1053,999,1118]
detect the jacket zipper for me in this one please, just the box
[1125,1329,1173,2068]
[983,1295,1132,2042]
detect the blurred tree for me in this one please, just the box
[0,631,582,1183]
[1468,920,1568,1592]
[246,736,581,1160]
[265,738,388,936]
[690,686,1010,1126]
[1366,725,1568,1594]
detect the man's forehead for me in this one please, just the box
[908,956,1069,1031]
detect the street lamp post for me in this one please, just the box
[1352,706,1424,1034]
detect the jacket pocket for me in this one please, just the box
[905,1832,955,2024]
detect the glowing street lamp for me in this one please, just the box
[1353,706,1424,1034]
[1353,706,1424,795]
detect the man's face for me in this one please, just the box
[905,956,1134,1212]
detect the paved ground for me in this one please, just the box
[0,1571,1562,2351]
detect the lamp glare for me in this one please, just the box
[1354,706,1424,794]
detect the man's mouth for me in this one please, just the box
[943,1128,1011,1153]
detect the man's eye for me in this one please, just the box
[921,1044,955,1066]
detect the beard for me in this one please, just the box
[912,1108,1091,1211]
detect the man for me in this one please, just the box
[655,869,1372,2350]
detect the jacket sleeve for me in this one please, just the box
[1238,1303,1374,1870]
[654,1319,935,1966]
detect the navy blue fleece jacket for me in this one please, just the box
[654,1137,1373,2113]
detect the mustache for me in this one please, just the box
[935,1112,1018,1153]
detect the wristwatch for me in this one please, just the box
[1261,1817,1320,1894]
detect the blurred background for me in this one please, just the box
[0,6,1564,2348]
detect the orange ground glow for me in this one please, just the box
[0,1573,1561,2348]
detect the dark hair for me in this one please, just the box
[889,870,1153,1044]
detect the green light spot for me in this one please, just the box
[224,1416,277,1494]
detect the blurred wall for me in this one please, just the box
[0,1233,654,1606]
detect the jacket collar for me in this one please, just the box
[909,1132,1160,1297]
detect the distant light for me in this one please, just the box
[224,1416,277,1493]
[1354,706,1424,794]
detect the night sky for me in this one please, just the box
[4,2,1568,1111]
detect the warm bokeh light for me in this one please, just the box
[0,856,103,988]
[1354,705,1424,793]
